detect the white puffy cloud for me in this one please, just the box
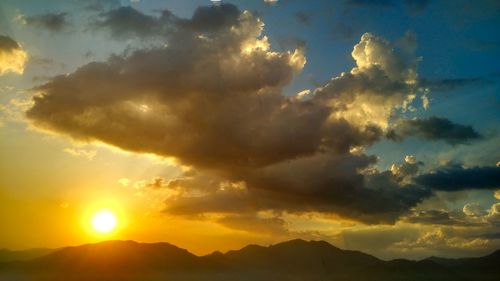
[314,32,418,129]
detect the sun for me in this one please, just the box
[91,209,117,234]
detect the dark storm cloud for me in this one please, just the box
[388,117,482,145]
[178,3,240,32]
[28,4,435,223]
[25,12,70,32]
[92,4,240,39]
[415,164,500,191]
[166,154,431,224]
[0,35,20,51]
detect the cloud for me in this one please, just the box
[91,6,169,39]
[216,213,289,235]
[339,226,419,253]
[314,31,419,130]
[486,203,500,226]
[91,4,241,40]
[495,190,500,200]
[392,227,490,253]
[23,12,70,32]
[134,177,170,190]
[415,164,500,191]
[0,98,33,126]
[264,0,279,5]
[117,178,131,187]
[0,35,28,75]
[63,147,97,160]
[388,117,482,145]
[419,76,491,92]
[463,203,485,217]
[294,11,311,26]
[337,222,500,259]
[165,154,431,224]
[390,155,422,183]
[403,209,463,225]
[27,4,435,223]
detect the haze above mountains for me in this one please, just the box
[0,239,498,281]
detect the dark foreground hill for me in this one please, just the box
[0,248,55,263]
[0,239,498,281]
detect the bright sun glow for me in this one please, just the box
[91,209,117,233]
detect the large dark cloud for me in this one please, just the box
[165,154,430,223]
[388,117,482,145]
[24,12,70,32]
[91,6,173,39]
[179,3,240,32]
[415,164,500,191]
[27,4,442,223]
[92,4,241,39]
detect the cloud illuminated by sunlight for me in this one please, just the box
[0,36,28,75]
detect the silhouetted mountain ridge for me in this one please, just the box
[0,248,55,263]
[0,239,498,281]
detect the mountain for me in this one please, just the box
[424,250,500,281]
[0,239,497,281]
[0,248,55,263]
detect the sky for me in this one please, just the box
[0,0,499,260]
